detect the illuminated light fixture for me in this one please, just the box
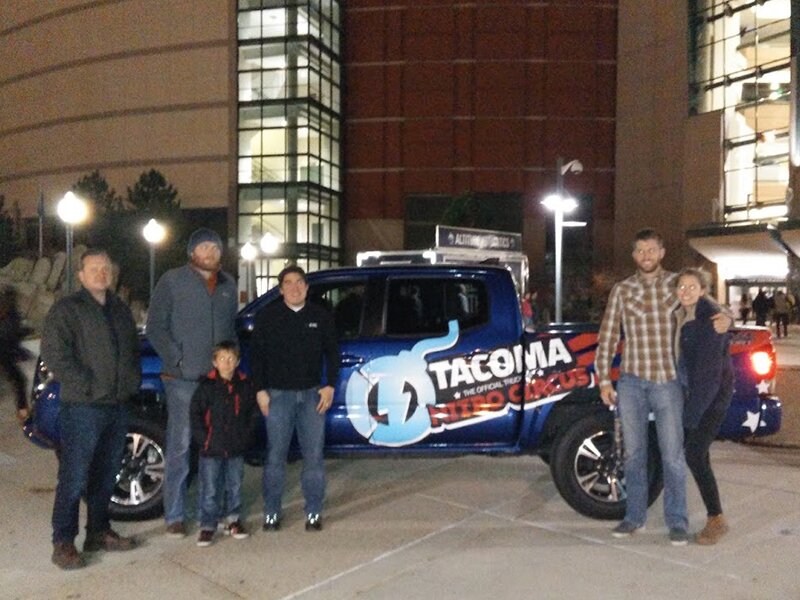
[240,241,257,262]
[260,232,280,254]
[541,157,583,323]
[142,218,167,301]
[57,191,88,225]
[57,191,89,293]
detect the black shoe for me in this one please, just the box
[262,514,281,531]
[305,513,322,531]
[196,529,214,547]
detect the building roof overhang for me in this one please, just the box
[686,220,800,280]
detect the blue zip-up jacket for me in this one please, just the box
[146,264,238,381]
[676,296,734,429]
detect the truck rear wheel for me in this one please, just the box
[550,411,663,520]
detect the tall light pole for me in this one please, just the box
[240,241,257,304]
[57,191,89,294]
[542,157,582,323]
[142,218,166,301]
[260,232,280,291]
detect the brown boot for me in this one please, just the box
[52,542,85,570]
[83,529,136,552]
[695,514,729,545]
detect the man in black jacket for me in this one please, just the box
[251,265,339,531]
[41,249,140,570]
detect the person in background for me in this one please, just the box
[674,268,733,545]
[190,341,257,547]
[752,289,770,327]
[41,249,140,569]
[772,290,790,338]
[146,228,238,538]
[738,292,750,325]
[521,291,534,330]
[0,286,32,423]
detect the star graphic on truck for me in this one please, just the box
[741,410,765,433]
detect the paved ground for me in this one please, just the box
[0,339,798,599]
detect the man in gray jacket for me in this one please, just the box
[42,249,140,569]
[146,228,237,537]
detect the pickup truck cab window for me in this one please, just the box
[308,281,367,339]
[385,278,488,336]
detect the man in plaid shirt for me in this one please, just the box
[595,228,730,545]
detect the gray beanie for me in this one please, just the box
[187,227,223,256]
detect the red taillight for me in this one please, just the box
[751,351,774,378]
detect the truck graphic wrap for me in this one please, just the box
[345,323,598,446]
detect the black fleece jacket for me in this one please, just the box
[250,300,340,392]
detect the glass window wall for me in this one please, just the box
[237,1,342,295]
[689,0,791,221]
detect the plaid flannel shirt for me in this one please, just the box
[595,269,679,386]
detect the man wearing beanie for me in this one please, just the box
[146,227,238,538]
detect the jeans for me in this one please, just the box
[263,388,326,516]
[52,403,129,544]
[197,456,244,530]
[774,313,789,338]
[684,397,729,517]
[163,379,199,525]
[617,374,688,531]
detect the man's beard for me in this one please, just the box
[638,261,660,274]
[191,255,221,273]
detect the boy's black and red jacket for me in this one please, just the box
[190,369,258,458]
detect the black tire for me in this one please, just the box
[109,418,166,521]
[549,411,663,520]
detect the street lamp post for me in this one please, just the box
[542,157,582,323]
[56,191,89,294]
[142,218,166,301]
[240,241,257,304]
[260,232,280,290]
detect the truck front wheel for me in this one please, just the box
[550,411,663,520]
[109,418,166,521]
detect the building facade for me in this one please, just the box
[616,0,800,306]
[1,1,617,299]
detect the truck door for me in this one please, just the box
[337,272,523,450]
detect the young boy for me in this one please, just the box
[190,341,257,547]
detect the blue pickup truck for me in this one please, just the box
[24,264,782,521]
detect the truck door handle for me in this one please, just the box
[340,354,365,367]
